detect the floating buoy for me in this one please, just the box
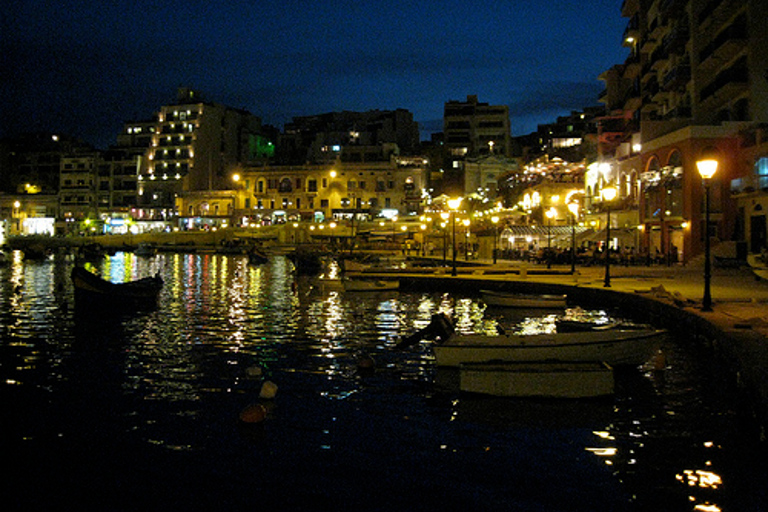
[259,380,278,399]
[245,365,263,379]
[357,354,376,373]
[239,403,267,424]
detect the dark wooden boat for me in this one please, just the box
[247,248,269,265]
[71,266,163,308]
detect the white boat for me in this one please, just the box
[747,253,768,280]
[433,328,666,367]
[460,361,614,398]
[343,279,399,292]
[314,277,399,292]
[481,290,567,308]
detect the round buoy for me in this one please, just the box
[239,403,267,424]
[245,365,263,379]
[259,380,278,399]
[357,354,376,374]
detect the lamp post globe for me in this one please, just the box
[696,156,718,311]
[447,198,462,276]
[601,187,618,287]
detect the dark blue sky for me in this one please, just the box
[1,0,628,149]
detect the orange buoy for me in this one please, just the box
[239,403,267,424]
[357,354,376,373]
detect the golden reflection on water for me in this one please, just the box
[0,251,755,510]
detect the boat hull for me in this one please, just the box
[481,290,567,308]
[434,329,665,367]
[71,267,163,309]
[343,279,399,292]
[460,361,614,398]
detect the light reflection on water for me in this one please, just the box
[1,252,765,511]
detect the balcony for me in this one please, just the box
[699,62,748,103]
[662,22,690,55]
[662,64,691,91]
[663,105,692,120]
[650,47,669,71]
[621,0,639,18]
[660,0,687,18]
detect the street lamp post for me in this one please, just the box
[491,216,499,264]
[545,207,556,269]
[602,187,618,287]
[448,198,462,276]
[440,212,449,267]
[462,219,470,260]
[697,156,718,311]
[568,202,579,274]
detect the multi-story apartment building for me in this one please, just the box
[277,109,420,165]
[0,133,94,195]
[442,96,512,198]
[444,95,511,159]
[599,0,768,262]
[58,153,99,232]
[140,88,265,223]
[176,157,428,228]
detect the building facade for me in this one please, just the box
[176,157,428,228]
[598,0,768,262]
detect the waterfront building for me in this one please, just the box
[442,95,512,199]
[139,88,266,225]
[277,109,420,165]
[176,156,428,229]
[58,152,100,233]
[598,0,768,262]
[0,193,58,237]
[0,133,94,195]
[444,95,511,159]
[463,154,520,201]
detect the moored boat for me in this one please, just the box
[434,328,665,367]
[747,253,768,280]
[343,279,399,292]
[247,248,269,265]
[481,289,567,308]
[134,243,157,257]
[71,266,163,309]
[459,361,614,398]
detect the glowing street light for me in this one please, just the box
[545,207,556,269]
[491,215,500,264]
[447,198,462,276]
[440,212,450,267]
[568,202,579,274]
[462,218,470,260]
[602,186,618,287]
[697,155,718,311]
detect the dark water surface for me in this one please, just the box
[2,252,766,511]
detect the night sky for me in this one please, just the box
[2,0,629,149]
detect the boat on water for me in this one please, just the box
[481,289,567,308]
[747,253,768,280]
[343,279,399,292]
[134,243,157,257]
[247,248,269,265]
[71,266,163,308]
[314,277,399,292]
[459,361,614,398]
[434,328,665,367]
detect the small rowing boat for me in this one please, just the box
[71,266,163,309]
[459,361,614,398]
[481,290,567,308]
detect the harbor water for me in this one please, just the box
[2,251,766,511]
